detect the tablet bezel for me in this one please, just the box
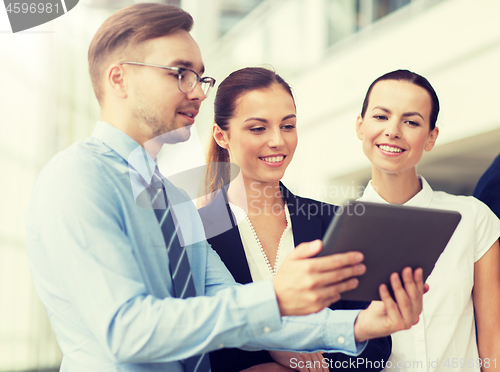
[317,200,462,301]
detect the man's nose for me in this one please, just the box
[186,81,207,102]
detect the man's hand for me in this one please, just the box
[354,267,428,342]
[273,240,365,316]
[270,350,329,372]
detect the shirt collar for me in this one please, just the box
[359,175,434,208]
[91,121,157,186]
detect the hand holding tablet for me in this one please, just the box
[354,266,428,342]
[317,201,461,301]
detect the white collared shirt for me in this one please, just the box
[359,176,500,372]
[229,202,295,281]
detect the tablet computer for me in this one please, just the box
[317,201,461,301]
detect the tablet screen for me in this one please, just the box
[317,201,461,301]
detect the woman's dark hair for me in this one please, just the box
[360,69,440,130]
[206,67,294,195]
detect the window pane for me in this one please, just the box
[327,0,359,46]
[373,0,411,21]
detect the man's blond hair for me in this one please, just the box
[88,3,193,105]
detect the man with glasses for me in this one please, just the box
[25,3,426,371]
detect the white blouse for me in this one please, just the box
[359,176,500,372]
[229,202,295,281]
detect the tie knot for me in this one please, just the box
[151,166,163,186]
[147,166,167,209]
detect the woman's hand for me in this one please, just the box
[354,267,428,342]
[269,350,329,372]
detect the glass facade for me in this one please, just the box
[327,0,413,47]
[327,0,359,45]
[219,0,265,36]
[373,0,411,20]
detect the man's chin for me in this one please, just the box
[156,125,192,144]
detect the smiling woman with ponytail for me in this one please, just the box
[199,67,391,372]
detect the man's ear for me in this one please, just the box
[106,63,128,99]
[424,127,439,152]
[356,115,364,140]
[213,124,229,149]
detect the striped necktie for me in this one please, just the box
[151,170,211,372]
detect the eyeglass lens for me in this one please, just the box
[179,70,212,95]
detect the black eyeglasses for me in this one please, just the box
[120,61,216,96]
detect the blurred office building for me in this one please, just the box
[1,0,499,370]
[184,0,500,202]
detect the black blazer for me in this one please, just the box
[198,183,391,372]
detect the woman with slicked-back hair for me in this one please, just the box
[355,70,500,371]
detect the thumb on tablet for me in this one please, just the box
[290,240,323,259]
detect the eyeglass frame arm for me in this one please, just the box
[120,61,216,88]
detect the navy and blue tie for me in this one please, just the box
[151,171,211,372]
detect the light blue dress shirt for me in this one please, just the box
[25,121,365,371]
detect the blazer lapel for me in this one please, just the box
[200,184,325,286]
[210,226,253,285]
[280,183,322,246]
[199,189,253,285]
[200,189,237,240]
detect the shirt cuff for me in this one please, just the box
[323,309,367,356]
[237,279,282,338]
